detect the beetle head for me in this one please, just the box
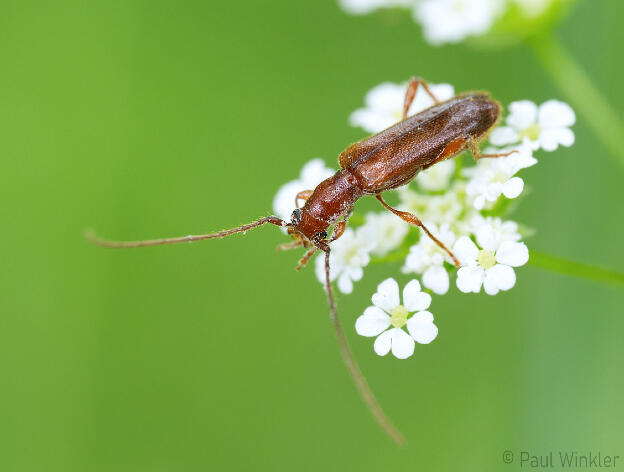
[289,208,329,247]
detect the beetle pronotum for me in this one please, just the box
[88,77,515,446]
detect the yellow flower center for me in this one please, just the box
[390,305,409,329]
[518,123,540,141]
[452,0,468,13]
[477,249,496,270]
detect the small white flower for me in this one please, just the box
[416,159,456,192]
[489,99,576,151]
[350,81,455,134]
[414,0,505,45]
[315,228,375,294]
[468,215,521,248]
[358,212,409,257]
[399,181,476,232]
[402,222,456,295]
[338,0,411,15]
[464,141,537,210]
[453,227,529,295]
[273,159,335,222]
[355,278,438,359]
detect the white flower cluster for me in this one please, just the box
[338,0,558,45]
[272,80,574,358]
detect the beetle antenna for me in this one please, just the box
[322,248,405,447]
[85,216,288,248]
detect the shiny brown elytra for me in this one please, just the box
[87,78,512,447]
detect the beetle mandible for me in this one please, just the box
[88,78,515,446]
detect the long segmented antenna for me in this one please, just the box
[88,216,404,445]
[85,216,287,248]
[322,248,405,446]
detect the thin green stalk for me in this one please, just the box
[528,33,624,170]
[528,250,624,288]
[370,244,624,289]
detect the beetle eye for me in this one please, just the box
[316,231,328,240]
[291,209,302,225]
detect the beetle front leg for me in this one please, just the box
[296,246,318,271]
[376,194,460,267]
[295,190,313,209]
[403,77,440,119]
[276,240,304,252]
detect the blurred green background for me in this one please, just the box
[1,1,623,470]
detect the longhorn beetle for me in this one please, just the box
[88,78,515,446]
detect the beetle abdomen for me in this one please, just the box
[342,94,500,194]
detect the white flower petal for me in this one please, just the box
[299,158,334,187]
[347,266,364,283]
[373,330,392,356]
[402,279,432,311]
[453,236,479,265]
[409,310,434,324]
[502,176,524,199]
[272,180,305,221]
[355,306,391,337]
[359,212,409,257]
[407,311,438,344]
[473,194,486,210]
[507,100,538,130]
[430,83,455,102]
[483,269,501,295]
[337,273,354,294]
[476,225,498,252]
[484,264,516,294]
[422,266,450,295]
[496,241,529,267]
[272,159,334,222]
[489,126,519,146]
[538,100,576,128]
[349,109,396,134]
[414,0,503,46]
[389,328,415,359]
[415,159,455,191]
[372,278,400,312]
[539,128,575,151]
[456,266,484,293]
[366,82,405,111]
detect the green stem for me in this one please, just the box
[528,33,624,170]
[371,245,624,288]
[528,250,624,288]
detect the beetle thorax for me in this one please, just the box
[292,169,362,242]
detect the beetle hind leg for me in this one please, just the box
[469,138,518,161]
[376,194,460,267]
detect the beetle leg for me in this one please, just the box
[276,240,304,251]
[330,220,347,242]
[296,246,318,271]
[295,190,313,208]
[376,194,460,267]
[468,138,518,161]
[403,77,440,119]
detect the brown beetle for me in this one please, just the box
[88,78,513,446]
